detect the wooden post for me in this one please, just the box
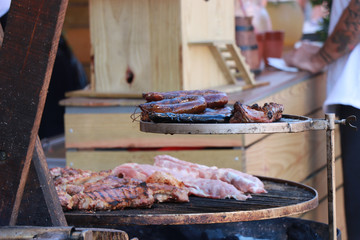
[0,0,68,226]
[326,113,337,240]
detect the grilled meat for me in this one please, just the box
[51,167,112,186]
[69,183,154,211]
[147,183,189,203]
[154,155,266,194]
[183,178,249,200]
[142,90,229,109]
[230,102,284,123]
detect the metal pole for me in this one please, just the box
[326,113,336,240]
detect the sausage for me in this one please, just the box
[148,107,232,123]
[142,90,228,108]
[202,93,228,108]
[139,95,207,121]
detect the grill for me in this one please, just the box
[65,177,317,226]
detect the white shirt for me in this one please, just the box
[0,0,10,18]
[323,0,360,113]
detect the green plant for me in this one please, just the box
[310,0,324,6]
[310,0,332,41]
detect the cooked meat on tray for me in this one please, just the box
[51,155,266,211]
[230,102,284,123]
[139,90,284,123]
[142,89,229,108]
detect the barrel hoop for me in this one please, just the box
[235,25,254,31]
[239,45,258,51]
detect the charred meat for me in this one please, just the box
[230,102,284,123]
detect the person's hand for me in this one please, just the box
[283,42,325,74]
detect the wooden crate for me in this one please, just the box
[89,0,235,94]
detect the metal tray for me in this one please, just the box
[140,114,317,134]
[65,176,318,226]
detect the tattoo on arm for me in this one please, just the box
[325,0,360,59]
[319,48,334,64]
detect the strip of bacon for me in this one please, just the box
[154,155,266,194]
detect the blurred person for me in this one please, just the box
[284,0,360,238]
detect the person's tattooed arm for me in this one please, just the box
[318,0,360,64]
[284,0,360,73]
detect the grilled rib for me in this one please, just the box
[69,183,154,211]
[147,183,189,203]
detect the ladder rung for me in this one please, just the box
[233,72,244,78]
[228,65,237,70]
[224,57,234,61]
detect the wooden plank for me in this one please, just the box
[302,158,343,204]
[148,0,182,92]
[66,149,244,172]
[0,0,68,225]
[181,0,235,91]
[89,0,182,93]
[242,72,327,147]
[33,137,67,225]
[17,137,67,226]
[181,0,234,43]
[65,89,143,99]
[90,0,151,93]
[301,187,346,240]
[246,130,326,181]
[245,124,341,181]
[182,44,231,90]
[64,113,244,149]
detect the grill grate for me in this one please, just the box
[65,177,318,226]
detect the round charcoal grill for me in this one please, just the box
[65,114,341,240]
[65,176,317,226]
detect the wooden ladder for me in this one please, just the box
[189,41,267,92]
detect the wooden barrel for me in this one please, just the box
[235,16,261,75]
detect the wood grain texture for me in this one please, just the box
[181,0,234,90]
[245,126,341,182]
[89,0,153,93]
[242,72,327,146]
[302,187,346,240]
[16,137,68,226]
[89,0,235,93]
[0,0,68,225]
[66,149,244,172]
[64,113,244,149]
